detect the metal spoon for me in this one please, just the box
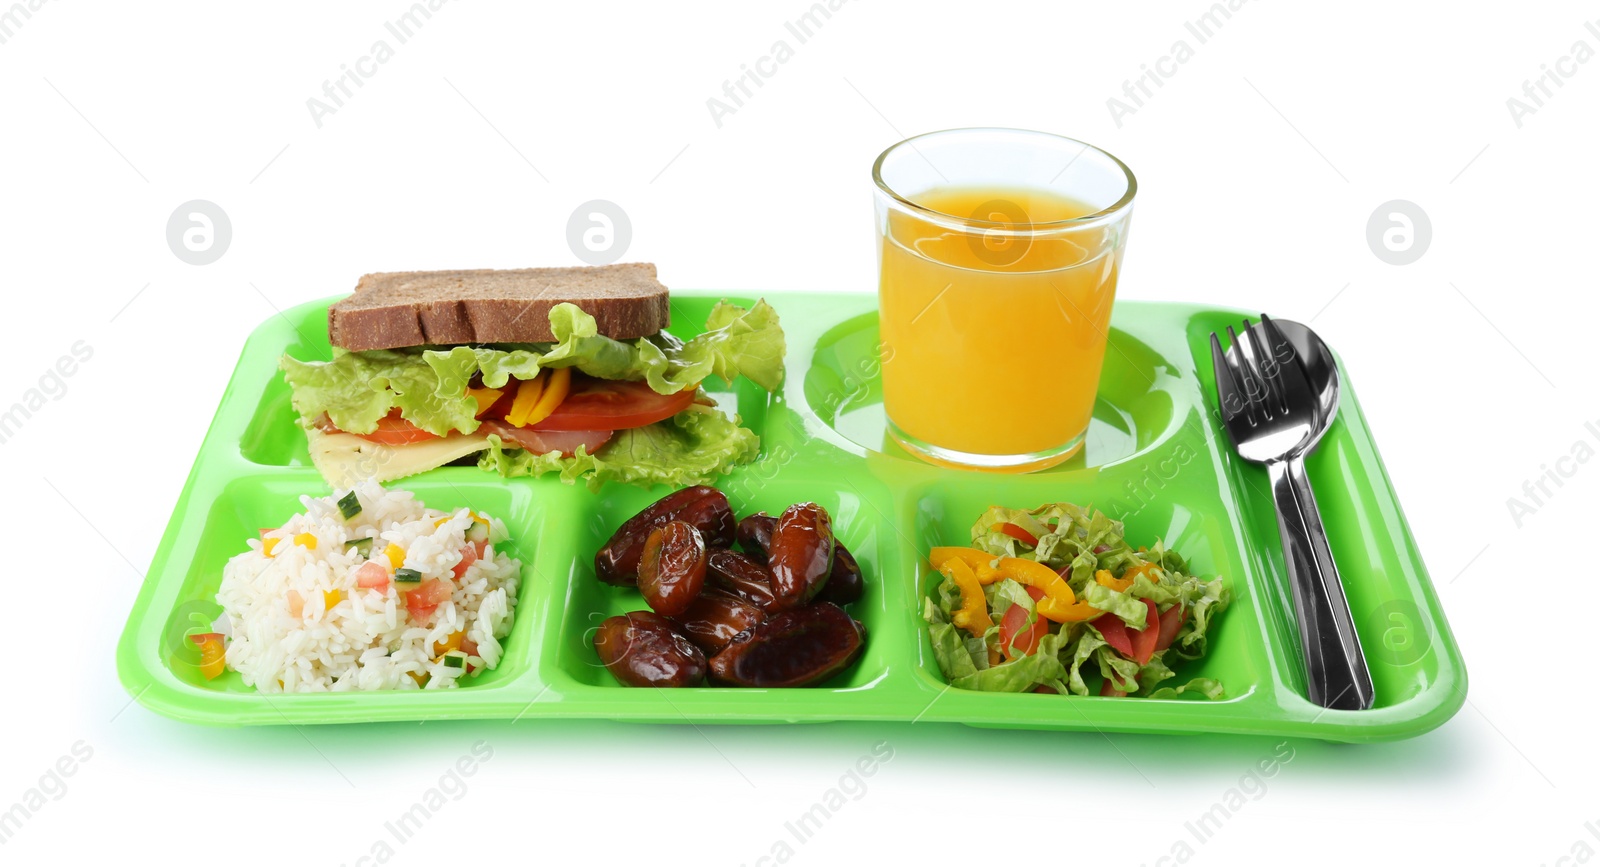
[1211,315,1374,710]
[1254,318,1375,710]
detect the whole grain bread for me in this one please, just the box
[327,263,671,350]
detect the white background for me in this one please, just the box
[1,1,1593,864]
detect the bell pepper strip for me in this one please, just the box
[994,522,1039,547]
[941,559,993,638]
[1125,560,1161,581]
[384,543,406,569]
[262,536,281,557]
[929,547,999,584]
[1037,597,1101,622]
[466,387,504,417]
[522,366,571,427]
[323,589,344,611]
[1095,569,1134,593]
[189,633,226,680]
[504,372,546,427]
[994,558,1074,604]
[293,532,317,550]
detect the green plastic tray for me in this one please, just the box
[115,292,1465,742]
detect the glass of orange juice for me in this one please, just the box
[873,128,1137,472]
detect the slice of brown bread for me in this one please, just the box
[327,263,671,350]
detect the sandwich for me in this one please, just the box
[280,263,785,489]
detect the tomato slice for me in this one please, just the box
[1130,598,1161,665]
[528,374,695,431]
[996,522,1039,546]
[998,603,1050,661]
[1093,612,1135,658]
[318,411,441,445]
[477,420,612,456]
[998,604,1028,659]
[1100,677,1129,697]
[1023,585,1046,603]
[1155,603,1185,652]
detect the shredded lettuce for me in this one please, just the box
[924,503,1231,699]
[281,300,785,437]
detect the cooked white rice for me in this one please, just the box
[215,481,521,692]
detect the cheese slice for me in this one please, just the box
[307,428,494,488]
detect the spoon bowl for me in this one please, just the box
[1270,319,1340,454]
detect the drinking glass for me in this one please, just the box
[873,128,1136,471]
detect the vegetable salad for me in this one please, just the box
[924,503,1230,699]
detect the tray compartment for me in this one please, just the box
[151,470,564,697]
[543,473,904,694]
[1181,310,1459,713]
[901,464,1268,704]
[800,310,1190,471]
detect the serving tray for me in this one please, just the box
[115,292,1465,742]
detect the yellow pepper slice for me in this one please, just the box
[384,543,406,569]
[1126,560,1161,581]
[929,547,1000,584]
[323,589,344,610]
[1037,597,1102,623]
[994,557,1074,604]
[433,630,465,657]
[941,559,993,638]
[262,536,280,557]
[293,532,317,550]
[466,386,504,417]
[192,634,226,680]
[504,372,545,427]
[522,366,571,427]
[1096,569,1134,593]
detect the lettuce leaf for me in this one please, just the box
[477,408,759,491]
[985,578,1037,623]
[948,631,1071,693]
[280,300,785,436]
[280,348,484,438]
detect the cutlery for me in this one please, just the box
[1210,316,1375,711]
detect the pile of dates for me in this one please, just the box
[592,485,865,688]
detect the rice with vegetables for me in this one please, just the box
[214,482,520,692]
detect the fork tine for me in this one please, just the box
[1209,331,1249,425]
[1243,317,1287,416]
[1259,314,1294,369]
[1227,323,1269,422]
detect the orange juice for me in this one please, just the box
[877,186,1123,468]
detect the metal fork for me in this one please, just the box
[1211,315,1375,711]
